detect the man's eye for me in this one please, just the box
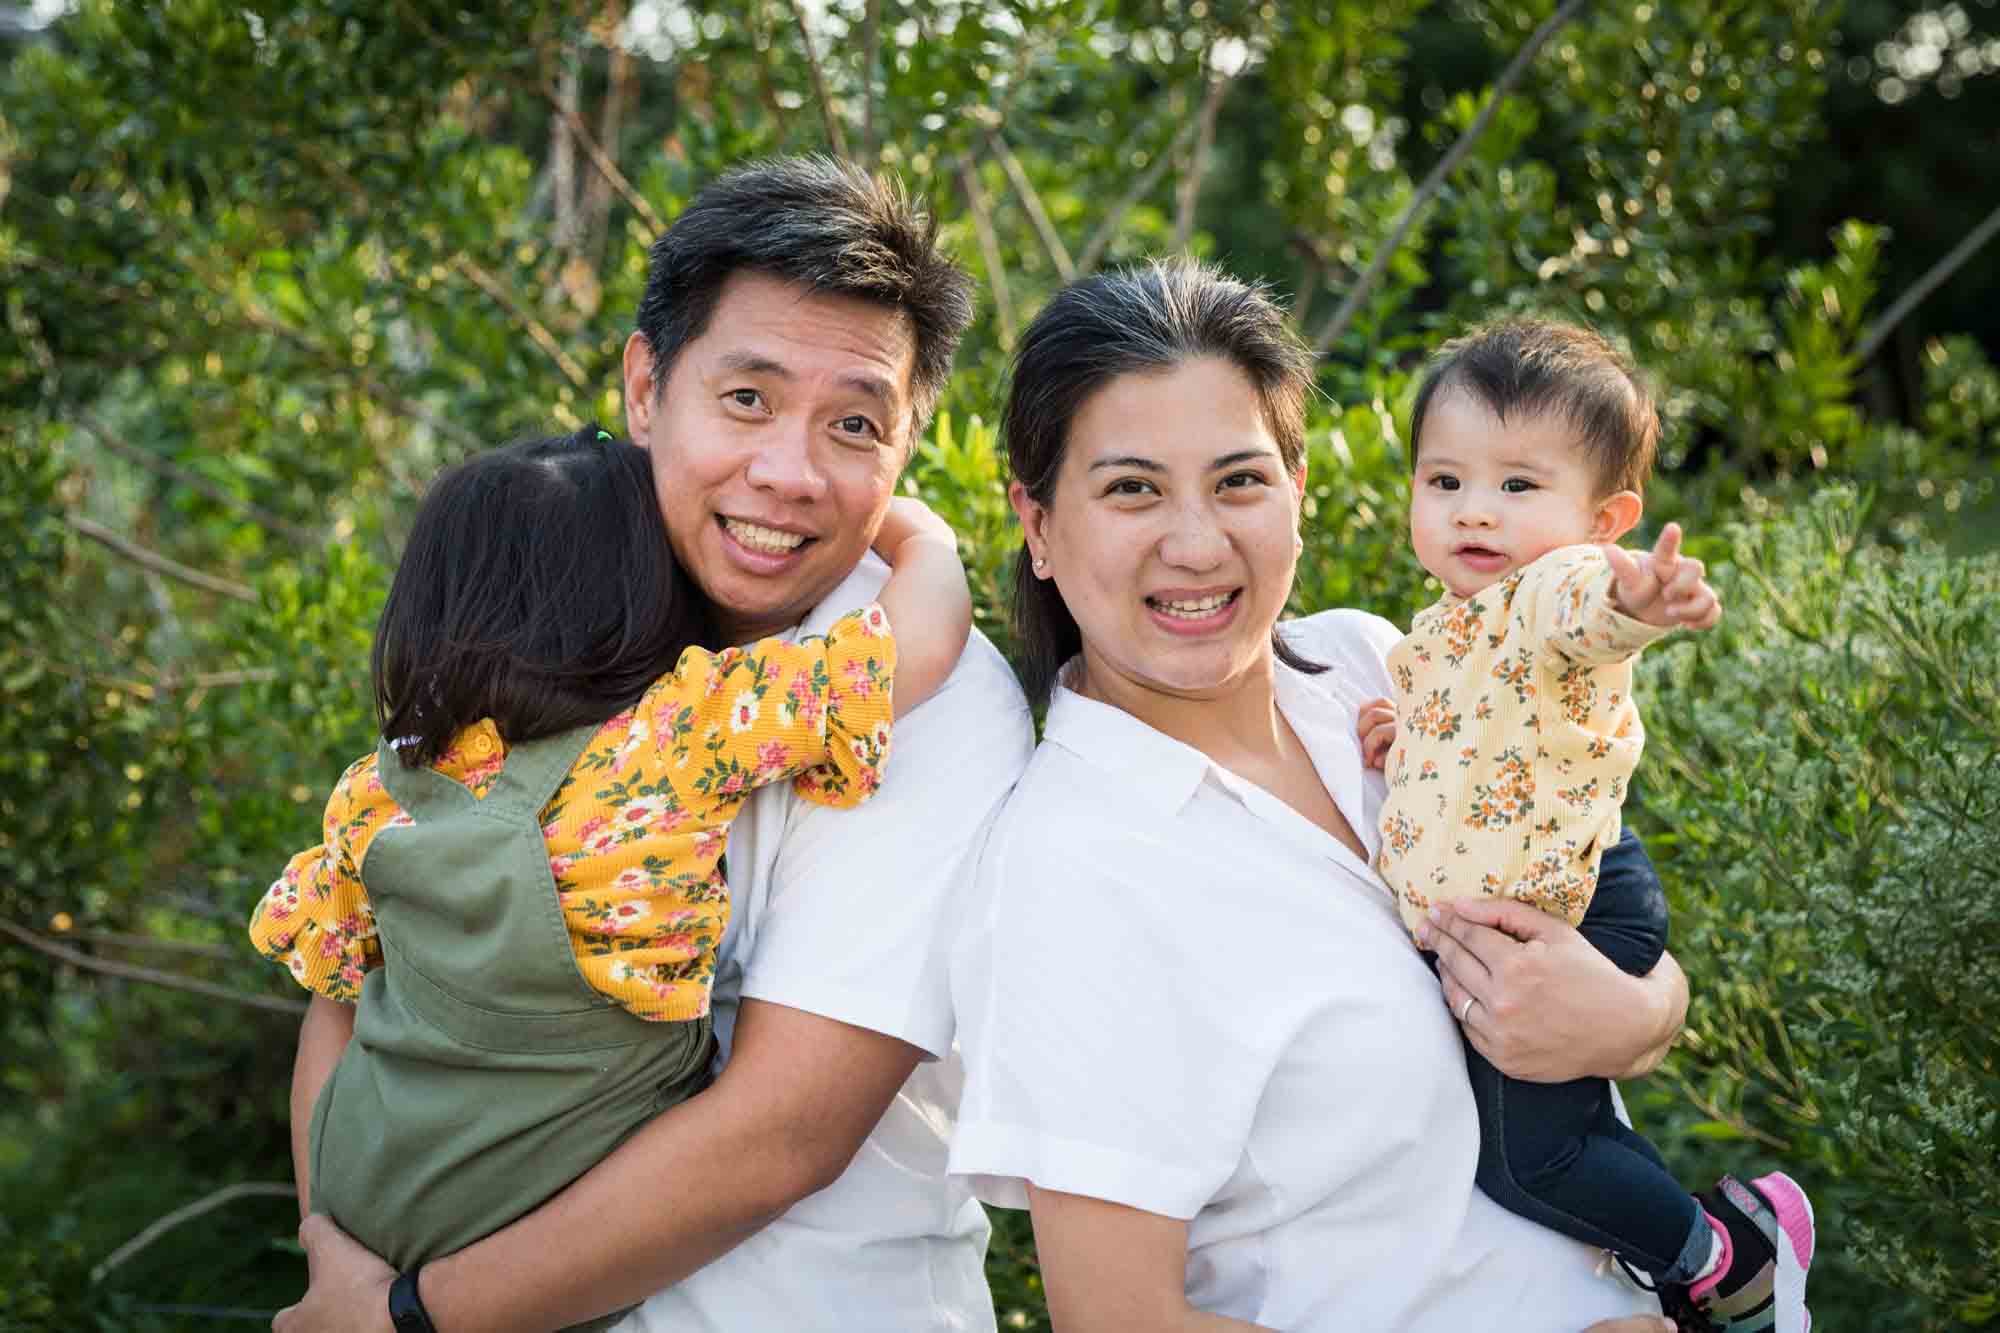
[727,389,764,410]
[834,415,879,439]
[1501,477,1537,493]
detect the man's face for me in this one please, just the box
[623,271,919,642]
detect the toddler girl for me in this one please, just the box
[248,425,969,1331]
[1361,322,1815,1332]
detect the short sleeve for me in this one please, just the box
[737,631,1034,1057]
[948,787,1275,1219]
[642,605,896,814]
[247,754,387,1002]
[1527,546,1671,667]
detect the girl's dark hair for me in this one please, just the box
[1003,259,1324,706]
[371,425,716,766]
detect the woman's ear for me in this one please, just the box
[1591,490,1644,544]
[1009,480,1053,576]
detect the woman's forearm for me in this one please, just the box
[1607,947,1687,1080]
[290,995,356,1217]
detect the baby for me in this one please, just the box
[1361,320,1814,1331]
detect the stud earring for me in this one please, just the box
[1033,557,1048,572]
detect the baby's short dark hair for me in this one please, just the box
[1408,319,1659,496]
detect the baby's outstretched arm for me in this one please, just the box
[1602,522,1722,632]
[1358,696,1397,771]
[870,496,972,718]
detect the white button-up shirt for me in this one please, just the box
[619,556,1035,1333]
[949,608,1658,1330]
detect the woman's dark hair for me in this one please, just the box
[1003,258,1324,706]
[371,425,716,766]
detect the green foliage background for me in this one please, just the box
[2,1,1995,1328]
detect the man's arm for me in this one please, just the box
[273,999,922,1333]
[289,995,355,1219]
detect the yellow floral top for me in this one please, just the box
[248,605,896,1021]
[1376,546,1669,939]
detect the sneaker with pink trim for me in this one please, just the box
[1670,1172,1816,1333]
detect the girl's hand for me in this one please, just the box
[872,496,958,562]
[1357,697,1397,771]
[1583,1318,1675,1332]
[1602,523,1721,632]
[871,497,971,718]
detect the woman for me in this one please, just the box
[948,260,1685,1332]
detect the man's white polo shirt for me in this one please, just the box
[618,555,1034,1333]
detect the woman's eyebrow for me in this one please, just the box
[1210,448,1279,469]
[1086,454,1167,473]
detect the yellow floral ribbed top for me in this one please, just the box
[1376,546,1669,939]
[248,605,895,1021]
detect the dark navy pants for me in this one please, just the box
[1457,829,1710,1283]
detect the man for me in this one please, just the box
[274,156,1034,1332]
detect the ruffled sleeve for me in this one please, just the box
[247,753,387,1003]
[641,604,897,815]
[1527,544,1672,667]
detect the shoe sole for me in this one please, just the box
[1747,1172,1815,1333]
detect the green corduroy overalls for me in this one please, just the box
[308,726,714,1333]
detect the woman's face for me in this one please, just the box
[1012,356,1304,703]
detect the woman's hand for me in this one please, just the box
[270,1214,396,1333]
[1418,898,1686,1083]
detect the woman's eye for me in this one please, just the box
[1501,477,1537,493]
[1219,471,1266,491]
[1107,478,1155,497]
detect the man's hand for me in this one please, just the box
[1357,697,1397,772]
[271,1214,396,1333]
[1418,897,1684,1083]
[1602,522,1721,632]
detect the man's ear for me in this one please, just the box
[1008,480,1053,576]
[622,332,659,442]
[1591,490,1644,544]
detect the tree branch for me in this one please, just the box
[1312,0,1590,356]
[861,0,882,168]
[986,127,1075,283]
[957,157,1017,350]
[1855,201,2000,364]
[581,3,637,260]
[451,255,592,390]
[92,1182,299,1285]
[64,515,258,603]
[784,0,850,158]
[537,70,665,239]
[0,919,305,1016]
[76,412,318,547]
[1172,69,1234,252]
[1077,116,1203,276]
[64,929,241,961]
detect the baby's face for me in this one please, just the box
[1409,394,1618,599]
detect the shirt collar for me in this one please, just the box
[777,553,892,642]
[1041,654,1379,859]
[1040,661,1218,817]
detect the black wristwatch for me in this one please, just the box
[388,1264,438,1333]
